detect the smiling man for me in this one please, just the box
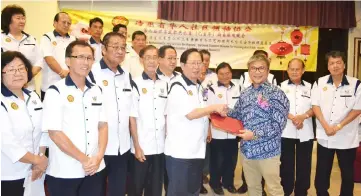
[312,51,361,196]
[228,54,289,196]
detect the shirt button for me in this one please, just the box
[87,131,89,133]
[87,143,90,145]
[85,107,87,109]
[86,119,88,121]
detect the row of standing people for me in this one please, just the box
[1,5,360,196]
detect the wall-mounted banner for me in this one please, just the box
[65,9,318,71]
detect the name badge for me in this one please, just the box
[301,90,310,98]
[340,89,353,97]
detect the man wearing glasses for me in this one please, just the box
[312,51,361,196]
[43,40,108,196]
[228,54,289,196]
[90,32,135,196]
[40,12,76,100]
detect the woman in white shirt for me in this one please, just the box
[1,51,48,196]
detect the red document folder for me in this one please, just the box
[210,113,244,133]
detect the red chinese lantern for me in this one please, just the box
[290,29,303,46]
[269,41,293,65]
[301,44,310,62]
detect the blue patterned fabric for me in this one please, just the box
[228,82,289,160]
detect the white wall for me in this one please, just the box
[347,1,361,77]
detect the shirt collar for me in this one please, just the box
[65,75,93,89]
[288,79,305,86]
[181,74,201,86]
[156,67,178,77]
[53,30,70,38]
[206,69,213,75]
[89,36,102,44]
[327,75,349,86]
[4,31,29,40]
[1,84,31,98]
[100,58,124,74]
[142,71,160,80]
[217,81,235,88]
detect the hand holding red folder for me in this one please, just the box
[210,113,244,133]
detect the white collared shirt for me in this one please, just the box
[240,72,277,88]
[1,88,46,180]
[156,67,180,83]
[1,32,43,91]
[312,75,361,149]
[90,59,133,155]
[207,82,242,139]
[280,80,314,142]
[42,76,106,178]
[165,74,208,159]
[40,31,76,91]
[89,37,103,63]
[130,72,168,155]
[121,47,144,78]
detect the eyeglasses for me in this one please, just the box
[143,56,158,61]
[107,45,126,52]
[69,55,94,62]
[186,61,204,67]
[166,57,179,62]
[2,66,28,75]
[249,66,267,73]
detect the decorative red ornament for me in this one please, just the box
[269,41,293,65]
[290,29,303,46]
[301,44,310,55]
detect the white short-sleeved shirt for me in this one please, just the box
[40,30,76,91]
[207,82,242,139]
[312,75,361,149]
[42,76,106,178]
[90,59,134,155]
[156,67,180,83]
[130,72,168,155]
[1,32,43,91]
[121,47,143,78]
[165,74,208,159]
[201,69,217,89]
[1,87,45,180]
[240,72,277,88]
[280,80,314,142]
[89,37,103,63]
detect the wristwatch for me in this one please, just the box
[336,123,343,129]
[252,132,258,140]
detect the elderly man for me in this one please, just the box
[228,54,289,196]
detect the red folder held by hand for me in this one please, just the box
[210,113,244,133]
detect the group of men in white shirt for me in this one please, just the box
[2,7,361,196]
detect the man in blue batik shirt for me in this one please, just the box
[228,54,289,196]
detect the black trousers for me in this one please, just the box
[103,150,130,196]
[46,170,106,196]
[129,153,164,196]
[315,143,357,196]
[209,138,238,189]
[1,179,25,196]
[280,138,313,196]
[166,155,204,196]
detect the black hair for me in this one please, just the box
[89,17,103,27]
[139,45,158,58]
[325,50,346,64]
[158,45,176,58]
[132,31,146,41]
[287,58,305,68]
[1,51,33,82]
[216,62,232,74]
[1,5,25,33]
[54,12,68,22]
[253,50,268,57]
[180,48,203,64]
[65,40,94,58]
[199,49,211,57]
[113,24,127,33]
[102,32,126,47]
